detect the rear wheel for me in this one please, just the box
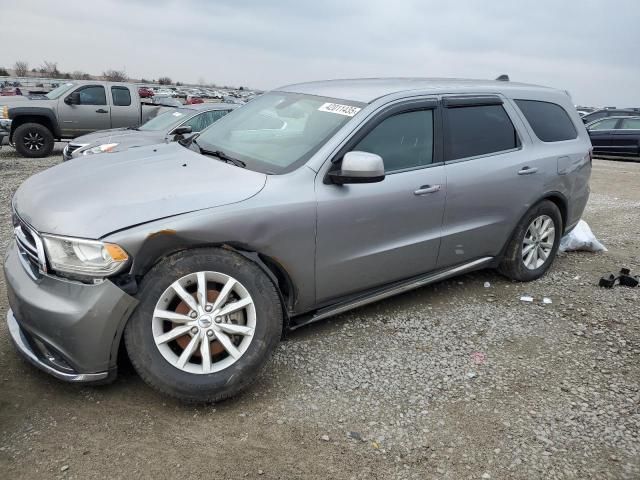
[498,200,562,281]
[125,248,283,402]
[13,122,54,158]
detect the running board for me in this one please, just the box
[290,257,493,330]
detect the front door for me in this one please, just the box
[58,84,111,137]
[315,102,446,304]
[587,117,620,155]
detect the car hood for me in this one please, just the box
[14,143,267,239]
[0,95,32,105]
[71,128,166,154]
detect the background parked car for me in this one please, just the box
[138,87,154,99]
[1,86,22,96]
[63,103,237,160]
[587,116,640,158]
[0,81,168,158]
[581,108,639,124]
[185,95,204,105]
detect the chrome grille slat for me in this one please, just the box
[12,214,47,279]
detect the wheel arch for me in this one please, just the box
[119,241,294,330]
[10,115,58,141]
[495,192,568,265]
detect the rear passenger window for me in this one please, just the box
[445,105,518,161]
[111,87,131,106]
[515,100,577,142]
[353,109,434,172]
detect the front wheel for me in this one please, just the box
[125,248,283,402]
[13,122,54,158]
[498,200,563,281]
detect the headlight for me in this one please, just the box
[1,106,8,119]
[81,143,119,155]
[41,234,129,279]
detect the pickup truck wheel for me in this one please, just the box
[124,248,283,403]
[13,123,54,158]
[498,200,562,282]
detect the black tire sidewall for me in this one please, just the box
[125,248,282,402]
[500,201,563,281]
[14,123,54,158]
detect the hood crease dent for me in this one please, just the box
[13,143,267,239]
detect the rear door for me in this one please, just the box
[315,99,446,303]
[612,117,640,156]
[437,95,545,268]
[109,85,136,129]
[587,118,620,154]
[57,84,111,137]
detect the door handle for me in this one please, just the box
[96,109,108,113]
[414,184,441,195]
[518,166,538,175]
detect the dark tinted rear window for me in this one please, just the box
[515,100,577,142]
[445,105,518,161]
[111,86,131,106]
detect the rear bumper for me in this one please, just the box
[4,240,138,381]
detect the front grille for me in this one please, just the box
[65,143,85,156]
[14,218,46,279]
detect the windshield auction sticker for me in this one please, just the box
[318,103,361,117]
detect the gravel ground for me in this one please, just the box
[0,146,638,479]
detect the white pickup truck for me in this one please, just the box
[0,81,167,158]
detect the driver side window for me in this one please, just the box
[77,86,107,105]
[589,118,618,130]
[353,110,434,172]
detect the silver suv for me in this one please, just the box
[5,78,591,402]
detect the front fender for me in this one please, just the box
[9,106,61,137]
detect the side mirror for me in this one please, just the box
[328,151,385,185]
[170,125,192,136]
[65,92,80,105]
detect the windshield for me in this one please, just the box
[195,92,365,173]
[45,83,76,100]
[139,108,192,131]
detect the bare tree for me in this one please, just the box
[71,70,90,80]
[14,60,29,77]
[39,60,60,77]
[158,76,172,85]
[103,69,128,82]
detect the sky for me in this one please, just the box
[1,0,639,107]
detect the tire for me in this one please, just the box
[498,200,563,282]
[125,248,283,403]
[13,122,54,158]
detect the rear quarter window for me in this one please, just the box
[515,99,577,142]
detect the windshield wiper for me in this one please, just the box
[197,145,246,168]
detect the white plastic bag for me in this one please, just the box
[559,220,607,252]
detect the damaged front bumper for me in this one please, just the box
[4,240,139,382]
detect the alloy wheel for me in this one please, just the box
[23,131,45,151]
[522,214,556,270]
[152,271,256,374]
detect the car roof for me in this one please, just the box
[587,108,638,114]
[276,77,561,104]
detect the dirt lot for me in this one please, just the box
[0,146,638,479]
